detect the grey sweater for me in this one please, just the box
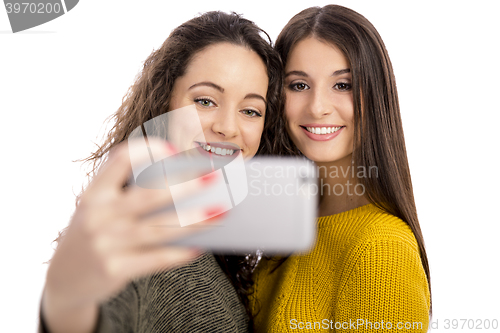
[39,253,249,333]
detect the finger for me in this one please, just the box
[101,206,226,253]
[87,138,174,197]
[124,170,223,217]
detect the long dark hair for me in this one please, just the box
[275,5,432,311]
[55,11,285,326]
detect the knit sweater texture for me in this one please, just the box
[39,253,249,333]
[251,204,430,332]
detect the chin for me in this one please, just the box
[302,152,332,163]
[303,151,353,165]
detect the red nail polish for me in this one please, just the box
[165,142,178,153]
[204,206,226,219]
[200,172,218,185]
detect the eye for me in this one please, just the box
[288,82,310,92]
[240,109,263,118]
[194,97,216,108]
[334,82,352,91]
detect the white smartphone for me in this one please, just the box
[132,153,318,254]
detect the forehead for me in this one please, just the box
[286,37,350,72]
[181,42,268,92]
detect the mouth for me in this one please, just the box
[195,141,240,157]
[301,125,345,135]
[299,124,346,142]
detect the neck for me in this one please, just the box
[315,154,371,217]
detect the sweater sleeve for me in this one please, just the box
[39,253,248,333]
[335,239,430,332]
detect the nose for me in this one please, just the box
[211,105,240,139]
[307,87,333,118]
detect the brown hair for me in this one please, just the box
[84,11,284,178]
[57,11,285,326]
[275,5,432,311]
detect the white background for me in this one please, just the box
[1,0,499,332]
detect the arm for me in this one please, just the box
[335,239,430,332]
[39,293,99,333]
[39,280,139,333]
[38,139,223,333]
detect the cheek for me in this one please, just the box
[285,90,312,123]
[284,93,301,124]
[340,95,355,124]
[284,98,306,144]
[168,82,182,111]
[247,121,264,151]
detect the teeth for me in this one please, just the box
[199,143,235,156]
[305,126,342,135]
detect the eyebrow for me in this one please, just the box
[188,81,224,93]
[244,93,266,104]
[284,68,351,78]
[188,81,266,103]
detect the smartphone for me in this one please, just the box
[132,152,318,254]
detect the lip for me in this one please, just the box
[194,141,241,157]
[302,123,344,128]
[300,125,345,141]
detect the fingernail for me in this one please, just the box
[204,206,226,219]
[165,142,178,153]
[199,172,218,185]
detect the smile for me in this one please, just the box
[304,126,343,135]
[197,142,237,156]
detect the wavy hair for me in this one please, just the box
[274,4,432,312]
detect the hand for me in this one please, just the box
[42,138,224,333]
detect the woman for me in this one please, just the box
[39,11,283,333]
[251,5,431,332]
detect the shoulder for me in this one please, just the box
[144,252,226,286]
[133,253,249,332]
[361,205,418,248]
[318,204,419,257]
[337,204,421,275]
[95,254,248,333]
[329,204,428,298]
[135,252,241,305]
[331,208,430,328]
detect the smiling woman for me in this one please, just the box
[251,5,431,332]
[38,11,284,333]
[169,42,269,159]
[285,37,355,164]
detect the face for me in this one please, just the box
[169,42,268,160]
[284,37,354,164]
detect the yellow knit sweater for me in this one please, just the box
[251,204,430,332]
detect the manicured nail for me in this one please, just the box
[204,211,228,224]
[165,141,178,153]
[204,206,226,219]
[200,172,218,185]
